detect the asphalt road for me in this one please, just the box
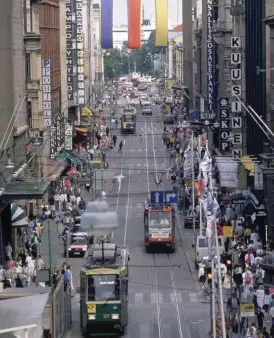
[64,98,210,338]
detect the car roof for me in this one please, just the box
[72,232,88,237]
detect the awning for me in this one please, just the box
[44,160,66,182]
[240,155,255,176]
[75,127,88,135]
[11,203,28,227]
[81,107,93,116]
[1,180,50,200]
[0,293,49,332]
[58,151,82,166]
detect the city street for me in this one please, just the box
[64,100,210,338]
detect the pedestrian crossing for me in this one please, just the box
[133,162,167,168]
[128,147,165,153]
[73,290,201,305]
[127,291,201,305]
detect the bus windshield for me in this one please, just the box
[122,114,135,122]
[87,275,120,301]
[149,212,171,229]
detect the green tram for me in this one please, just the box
[80,243,130,336]
[121,108,136,134]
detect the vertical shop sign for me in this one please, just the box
[254,165,264,190]
[56,116,61,152]
[42,59,51,127]
[50,125,56,159]
[219,98,230,152]
[76,0,85,104]
[202,0,216,119]
[64,123,73,151]
[231,37,243,158]
[66,0,73,102]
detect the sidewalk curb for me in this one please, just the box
[175,212,201,293]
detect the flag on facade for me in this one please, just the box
[101,0,113,49]
[128,0,141,49]
[154,0,168,46]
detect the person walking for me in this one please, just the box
[118,141,123,152]
[140,133,144,142]
[106,126,110,137]
[112,134,117,146]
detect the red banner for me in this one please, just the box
[128,0,141,49]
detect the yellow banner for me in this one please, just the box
[223,226,233,238]
[155,0,168,46]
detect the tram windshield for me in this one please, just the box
[149,212,171,229]
[122,114,135,122]
[87,275,120,301]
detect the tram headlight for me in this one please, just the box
[112,314,119,319]
[88,314,96,320]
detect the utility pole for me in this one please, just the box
[191,131,196,247]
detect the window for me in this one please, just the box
[88,275,120,301]
[25,0,33,33]
[26,53,31,80]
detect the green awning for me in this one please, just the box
[1,180,50,200]
[58,151,82,165]
[11,203,28,227]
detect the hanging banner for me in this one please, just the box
[128,0,141,49]
[154,0,168,47]
[215,156,239,188]
[101,0,113,49]
[254,164,264,190]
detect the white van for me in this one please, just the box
[195,235,224,267]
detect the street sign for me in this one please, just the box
[165,191,177,204]
[150,191,164,204]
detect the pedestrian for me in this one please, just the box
[5,242,12,263]
[227,292,240,328]
[233,266,243,299]
[85,182,91,193]
[257,307,265,330]
[118,141,123,152]
[64,265,72,292]
[106,126,110,137]
[112,134,117,146]
[140,133,144,142]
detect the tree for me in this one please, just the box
[104,48,123,80]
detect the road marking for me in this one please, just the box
[115,152,124,213]
[169,266,184,338]
[151,121,158,183]
[153,268,162,338]
[145,121,150,193]
[123,167,132,247]
[170,292,183,304]
[151,292,163,304]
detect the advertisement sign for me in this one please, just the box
[66,0,78,105]
[202,0,216,120]
[231,36,243,157]
[254,164,264,190]
[219,98,230,152]
[76,0,85,104]
[42,59,51,127]
[240,304,255,317]
[50,125,56,159]
[64,123,73,151]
